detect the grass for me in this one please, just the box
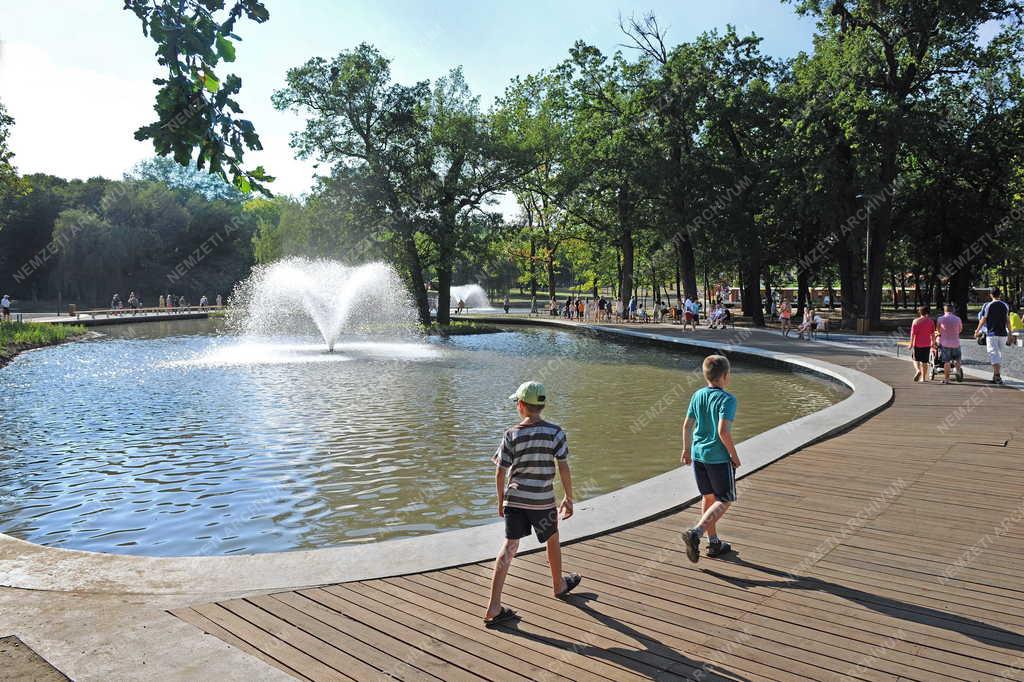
[0,321,87,362]
[422,321,506,337]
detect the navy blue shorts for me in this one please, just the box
[505,507,559,543]
[694,461,737,503]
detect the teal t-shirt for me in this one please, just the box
[686,386,737,463]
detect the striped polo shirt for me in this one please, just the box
[492,420,569,510]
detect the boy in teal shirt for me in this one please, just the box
[680,354,741,562]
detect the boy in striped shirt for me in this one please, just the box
[483,381,581,627]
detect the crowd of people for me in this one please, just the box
[542,294,729,329]
[108,292,223,314]
[909,287,1022,385]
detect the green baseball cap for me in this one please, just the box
[509,380,546,406]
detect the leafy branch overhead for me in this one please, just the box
[124,0,274,194]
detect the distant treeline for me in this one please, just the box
[0,159,257,308]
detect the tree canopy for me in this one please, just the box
[4,4,1023,324]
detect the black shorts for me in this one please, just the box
[505,506,559,543]
[913,346,931,363]
[694,461,737,503]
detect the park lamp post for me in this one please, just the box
[855,193,871,333]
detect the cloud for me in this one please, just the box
[0,39,317,196]
[0,40,153,181]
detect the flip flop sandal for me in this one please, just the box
[556,573,582,599]
[483,606,519,628]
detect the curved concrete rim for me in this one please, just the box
[0,319,892,596]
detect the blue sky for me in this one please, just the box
[0,1,817,197]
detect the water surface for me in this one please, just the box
[0,320,847,555]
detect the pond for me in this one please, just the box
[0,320,847,556]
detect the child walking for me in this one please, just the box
[680,355,741,562]
[484,381,580,627]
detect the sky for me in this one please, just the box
[0,0,819,203]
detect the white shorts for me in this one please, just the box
[986,334,1005,365]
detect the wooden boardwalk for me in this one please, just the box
[173,329,1024,681]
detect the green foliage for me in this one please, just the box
[273,43,529,324]
[124,0,273,194]
[130,157,245,202]
[1,173,257,306]
[0,100,29,226]
[0,321,86,361]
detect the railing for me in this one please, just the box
[71,305,226,319]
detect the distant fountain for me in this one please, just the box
[230,258,417,351]
[450,284,490,309]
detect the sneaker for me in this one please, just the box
[681,528,701,563]
[995,376,1003,385]
[707,540,732,558]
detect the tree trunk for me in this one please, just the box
[763,266,773,315]
[951,264,971,325]
[679,235,698,301]
[797,268,810,318]
[546,253,556,302]
[889,271,899,309]
[741,239,765,326]
[618,186,634,308]
[528,237,538,302]
[703,263,711,309]
[833,222,864,328]
[650,258,658,304]
[615,248,621,299]
[674,242,682,303]
[867,127,900,326]
[436,242,453,326]
[401,232,431,325]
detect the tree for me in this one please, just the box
[130,157,245,202]
[124,0,273,194]
[274,44,524,325]
[792,0,1024,326]
[0,100,29,231]
[494,72,583,301]
[549,42,657,308]
[272,44,433,322]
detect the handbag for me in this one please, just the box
[977,332,986,345]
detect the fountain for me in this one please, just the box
[230,258,417,351]
[450,283,490,309]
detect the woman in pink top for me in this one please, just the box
[909,306,936,382]
[936,303,963,384]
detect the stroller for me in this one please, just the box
[929,343,964,382]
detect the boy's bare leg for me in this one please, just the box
[546,532,564,594]
[485,538,519,619]
[701,494,718,537]
[696,500,730,531]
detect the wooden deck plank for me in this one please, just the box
[217,598,375,680]
[172,327,1024,681]
[170,607,307,680]
[189,603,349,681]
[362,578,617,682]
[252,593,448,682]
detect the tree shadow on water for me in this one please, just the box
[499,591,749,681]
[706,553,1024,653]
